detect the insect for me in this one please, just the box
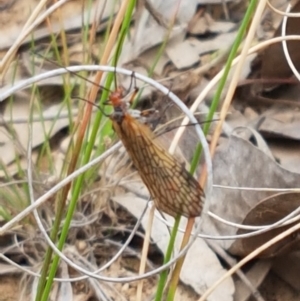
[107,85,205,218]
[33,52,205,217]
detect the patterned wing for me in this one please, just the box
[111,113,204,218]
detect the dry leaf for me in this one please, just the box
[201,135,300,250]
[229,192,300,258]
[166,40,200,69]
[188,31,237,55]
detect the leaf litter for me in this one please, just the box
[1,1,300,301]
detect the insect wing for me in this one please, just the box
[111,114,204,218]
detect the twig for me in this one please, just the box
[136,205,155,301]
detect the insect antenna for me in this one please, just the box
[126,71,138,96]
[72,96,110,118]
[33,51,160,116]
[154,118,220,139]
[32,51,114,95]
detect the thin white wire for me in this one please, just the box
[152,196,300,240]
[152,16,300,237]
[208,210,300,231]
[2,38,300,281]
[0,80,298,284]
[0,65,213,201]
[153,20,300,238]
[25,89,150,283]
[2,63,300,239]
[1,66,212,233]
[213,185,300,192]
[0,65,213,199]
[3,36,300,103]
[0,15,295,288]
[198,5,300,296]
[8,66,208,282]
[5,180,299,242]
[0,142,122,235]
[0,108,97,124]
[200,2,300,239]
[282,3,300,81]
[267,0,300,17]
